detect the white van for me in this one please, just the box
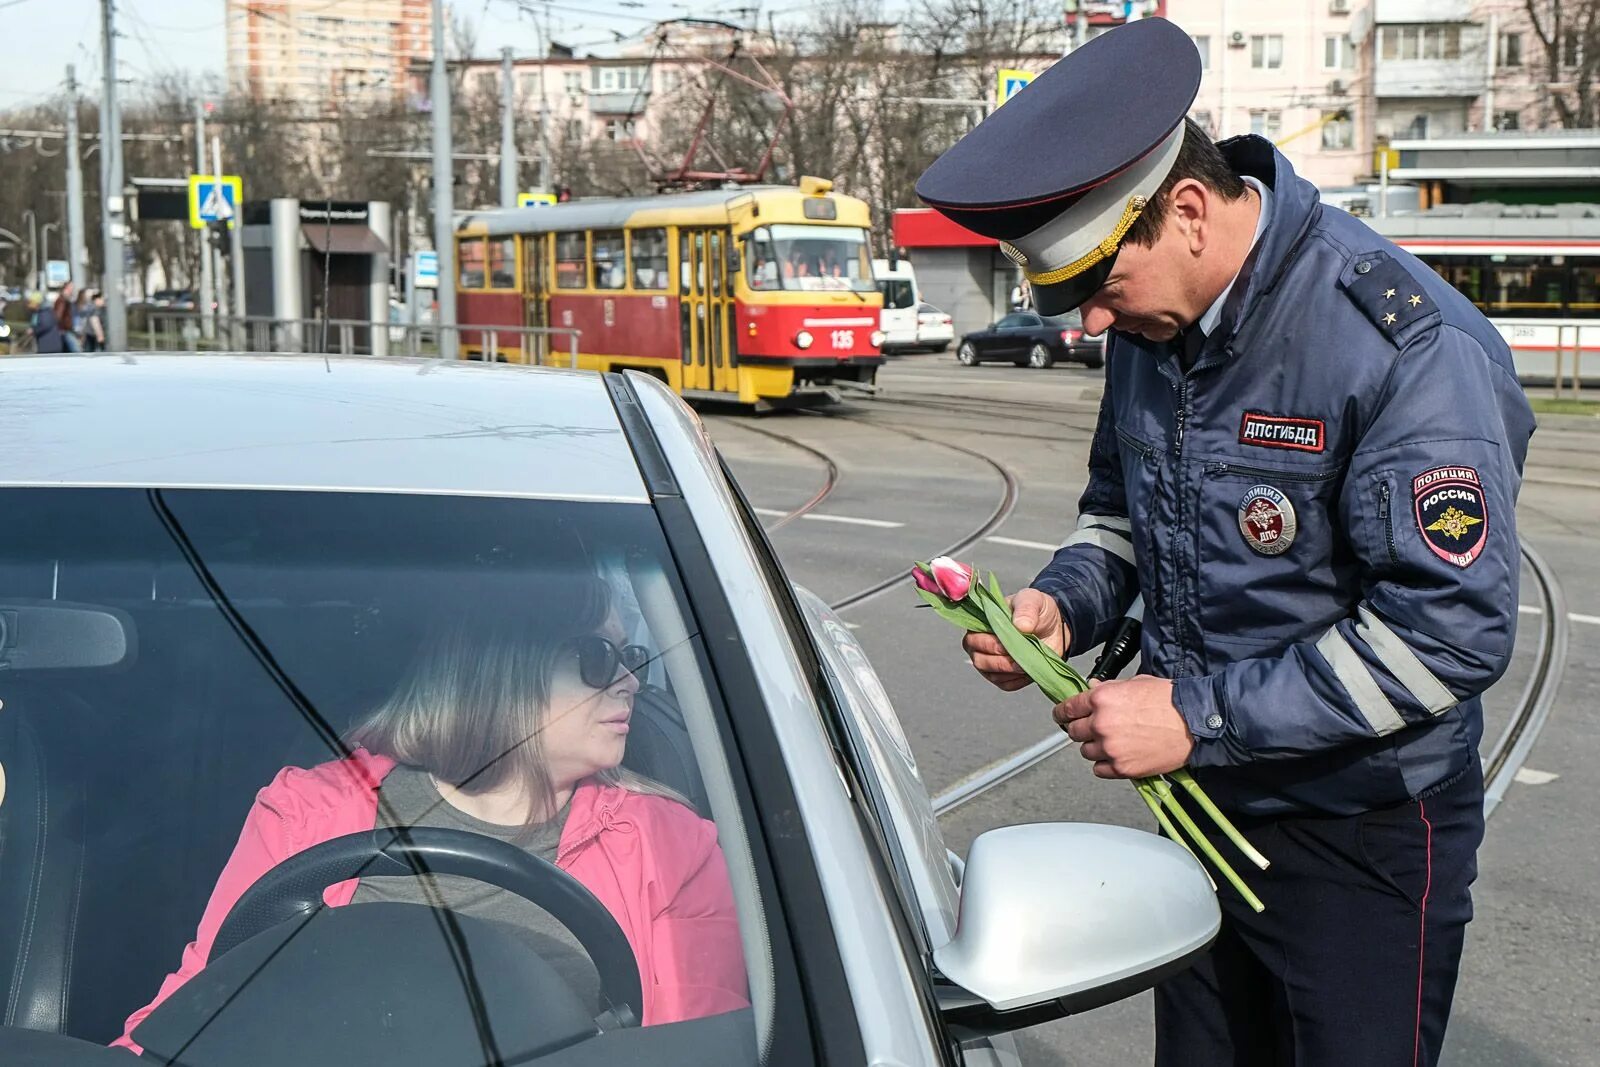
[873,258,920,354]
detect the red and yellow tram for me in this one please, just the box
[454,177,885,406]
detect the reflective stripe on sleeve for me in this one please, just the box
[1356,606,1458,716]
[1071,512,1132,534]
[1061,526,1136,565]
[1315,626,1406,736]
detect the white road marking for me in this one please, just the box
[752,506,902,529]
[1518,605,1600,626]
[986,535,1061,552]
[1514,768,1560,786]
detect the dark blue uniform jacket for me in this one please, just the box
[1032,137,1536,817]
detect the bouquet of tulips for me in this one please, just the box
[913,555,1270,912]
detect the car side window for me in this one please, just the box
[996,314,1027,329]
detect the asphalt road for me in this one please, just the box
[704,353,1600,1067]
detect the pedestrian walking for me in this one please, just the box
[24,291,65,354]
[82,289,107,352]
[53,281,82,353]
[923,18,1533,1067]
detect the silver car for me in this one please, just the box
[0,356,1218,1066]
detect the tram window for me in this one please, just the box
[1572,264,1600,313]
[555,232,586,289]
[680,233,693,293]
[746,229,780,290]
[593,230,627,290]
[710,233,723,296]
[1488,258,1565,313]
[630,229,669,290]
[457,238,486,289]
[488,238,516,289]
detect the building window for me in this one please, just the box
[1190,108,1215,135]
[1498,32,1523,67]
[555,231,586,289]
[1191,35,1210,70]
[563,71,582,94]
[1563,31,1582,67]
[629,228,669,290]
[1321,110,1353,149]
[566,118,586,143]
[1496,109,1520,131]
[1324,34,1354,70]
[1251,35,1283,69]
[605,118,636,142]
[592,230,626,290]
[1250,109,1282,139]
[1402,113,1429,139]
[662,68,681,91]
[591,65,648,92]
[1381,25,1461,61]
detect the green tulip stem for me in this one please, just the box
[1170,769,1271,871]
[1152,778,1265,914]
[1135,778,1215,891]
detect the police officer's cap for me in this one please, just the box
[915,18,1202,316]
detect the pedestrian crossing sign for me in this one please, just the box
[995,68,1035,109]
[188,174,243,229]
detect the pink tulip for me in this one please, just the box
[911,564,943,596]
[928,556,975,601]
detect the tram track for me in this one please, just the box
[717,421,840,530]
[932,541,1570,821]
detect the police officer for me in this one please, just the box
[921,18,1534,1067]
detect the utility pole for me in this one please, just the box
[100,0,127,349]
[535,4,551,192]
[195,101,216,339]
[222,133,245,335]
[500,47,517,208]
[431,0,457,357]
[65,65,89,289]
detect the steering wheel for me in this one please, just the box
[210,826,643,1026]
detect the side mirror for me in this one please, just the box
[727,247,742,275]
[933,823,1219,1037]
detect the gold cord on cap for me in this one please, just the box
[1023,195,1147,286]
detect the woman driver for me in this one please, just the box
[115,576,748,1051]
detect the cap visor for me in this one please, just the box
[1029,252,1118,317]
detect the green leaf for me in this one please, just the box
[987,571,1005,603]
[975,590,1083,704]
[914,587,989,632]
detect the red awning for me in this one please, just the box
[892,209,997,250]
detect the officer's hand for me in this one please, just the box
[962,588,1069,692]
[1055,677,1194,779]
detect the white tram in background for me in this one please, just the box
[1365,204,1600,384]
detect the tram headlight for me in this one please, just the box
[869,330,885,349]
[794,329,814,350]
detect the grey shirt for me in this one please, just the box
[351,765,602,1015]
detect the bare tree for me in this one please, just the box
[1523,0,1600,127]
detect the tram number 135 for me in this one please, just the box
[830,329,855,350]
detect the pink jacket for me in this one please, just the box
[115,750,748,1052]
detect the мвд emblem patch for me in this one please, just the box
[1413,466,1487,568]
[1237,484,1297,556]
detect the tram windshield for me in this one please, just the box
[745,225,876,293]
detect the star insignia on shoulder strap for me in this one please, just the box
[1408,294,1423,307]
[1383,312,1397,324]
[1382,288,1396,299]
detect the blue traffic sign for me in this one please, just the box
[414,250,440,290]
[188,174,242,229]
[45,260,70,287]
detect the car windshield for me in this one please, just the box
[745,224,875,292]
[877,279,915,309]
[0,488,764,1063]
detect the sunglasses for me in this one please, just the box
[568,634,651,689]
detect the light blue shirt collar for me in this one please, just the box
[1197,176,1272,337]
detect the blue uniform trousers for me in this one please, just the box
[1154,760,1484,1067]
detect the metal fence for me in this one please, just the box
[135,312,581,369]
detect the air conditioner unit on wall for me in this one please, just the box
[1329,0,1349,14]
[1228,30,1246,48]
[1328,79,1347,95]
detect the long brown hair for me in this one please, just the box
[350,574,686,835]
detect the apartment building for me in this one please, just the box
[225,0,432,106]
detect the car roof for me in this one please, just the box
[0,355,649,503]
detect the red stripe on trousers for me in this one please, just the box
[1414,800,1434,1067]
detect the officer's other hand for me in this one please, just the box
[962,588,1069,691]
[1055,677,1194,779]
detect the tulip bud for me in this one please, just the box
[911,565,943,596]
[927,556,975,601]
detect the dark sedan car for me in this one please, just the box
[955,310,1105,370]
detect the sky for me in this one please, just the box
[0,0,786,111]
